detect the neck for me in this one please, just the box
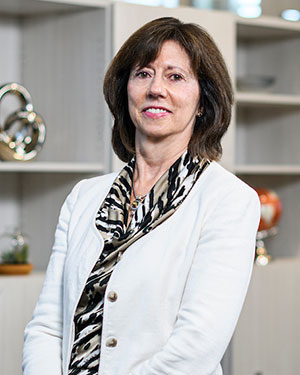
[133,137,188,196]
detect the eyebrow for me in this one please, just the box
[166,65,186,71]
[145,63,192,75]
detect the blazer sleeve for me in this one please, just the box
[129,184,261,375]
[22,179,86,375]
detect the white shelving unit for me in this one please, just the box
[0,0,113,270]
[234,14,300,264]
[233,15,300,375]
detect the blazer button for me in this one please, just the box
[106,337,117,347]
[107,291,118,302]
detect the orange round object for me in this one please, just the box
[255,188,282,231]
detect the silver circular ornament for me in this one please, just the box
[0,83,46,161]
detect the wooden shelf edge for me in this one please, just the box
[236,92,300,106]
[236,14,300,32]
[0,162,105,173]
[235,165,300,175]
[40,0,109,8]
[0,0,107,16]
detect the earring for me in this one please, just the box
[196,109,203,118]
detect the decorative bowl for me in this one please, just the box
[237,75,276,92]
[0,263,33,275]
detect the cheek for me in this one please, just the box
[179,91,200,113]
[127,79,141,101]
[127,81,133,104]
[127,82,141,126]
[176,81,200,107]
[187,85,200,111]
[127,83,136,116]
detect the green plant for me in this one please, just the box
[0,232,29,264]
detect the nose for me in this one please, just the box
[147,75,167,98]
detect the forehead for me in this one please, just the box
[151,41,192,67]
[133,40,194,72]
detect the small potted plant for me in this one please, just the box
[0,230,33,275]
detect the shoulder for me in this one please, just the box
[202,161,259,200]
[77,171,118,195]
[70,171,118,197]
[62,171,119,214]
[195,161,260,221]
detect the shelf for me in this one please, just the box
[236,15,300,41]
[235,164,300,175]
[0,162,105,173]
[236,92,300,107]
[0,0,80,16]
[0,0,107,16]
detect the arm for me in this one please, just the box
[130,185,260,375]
[22,179,86,375]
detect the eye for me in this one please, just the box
[136,71,150,79]
[170,73,184,81]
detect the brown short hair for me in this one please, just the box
[103,17,233,162]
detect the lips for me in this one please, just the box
[142,106,171,114]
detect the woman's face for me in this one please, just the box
[127,40,200,148]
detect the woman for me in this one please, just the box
[23,17,260,375]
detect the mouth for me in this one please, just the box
[142,106,171,114]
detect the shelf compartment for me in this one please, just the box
[236,105,300,166]
[0,162,105,173]
[237,173,300,259]
[236,92,300,107]
[0,6,112,167]
[236,25,300,96]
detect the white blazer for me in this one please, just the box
[23,161,260,375]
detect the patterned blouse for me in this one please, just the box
[68,151,210,375]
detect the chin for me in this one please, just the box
[136,126,170,139]
[140,130,171,141]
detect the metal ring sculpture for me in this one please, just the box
[0,83,46,161]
